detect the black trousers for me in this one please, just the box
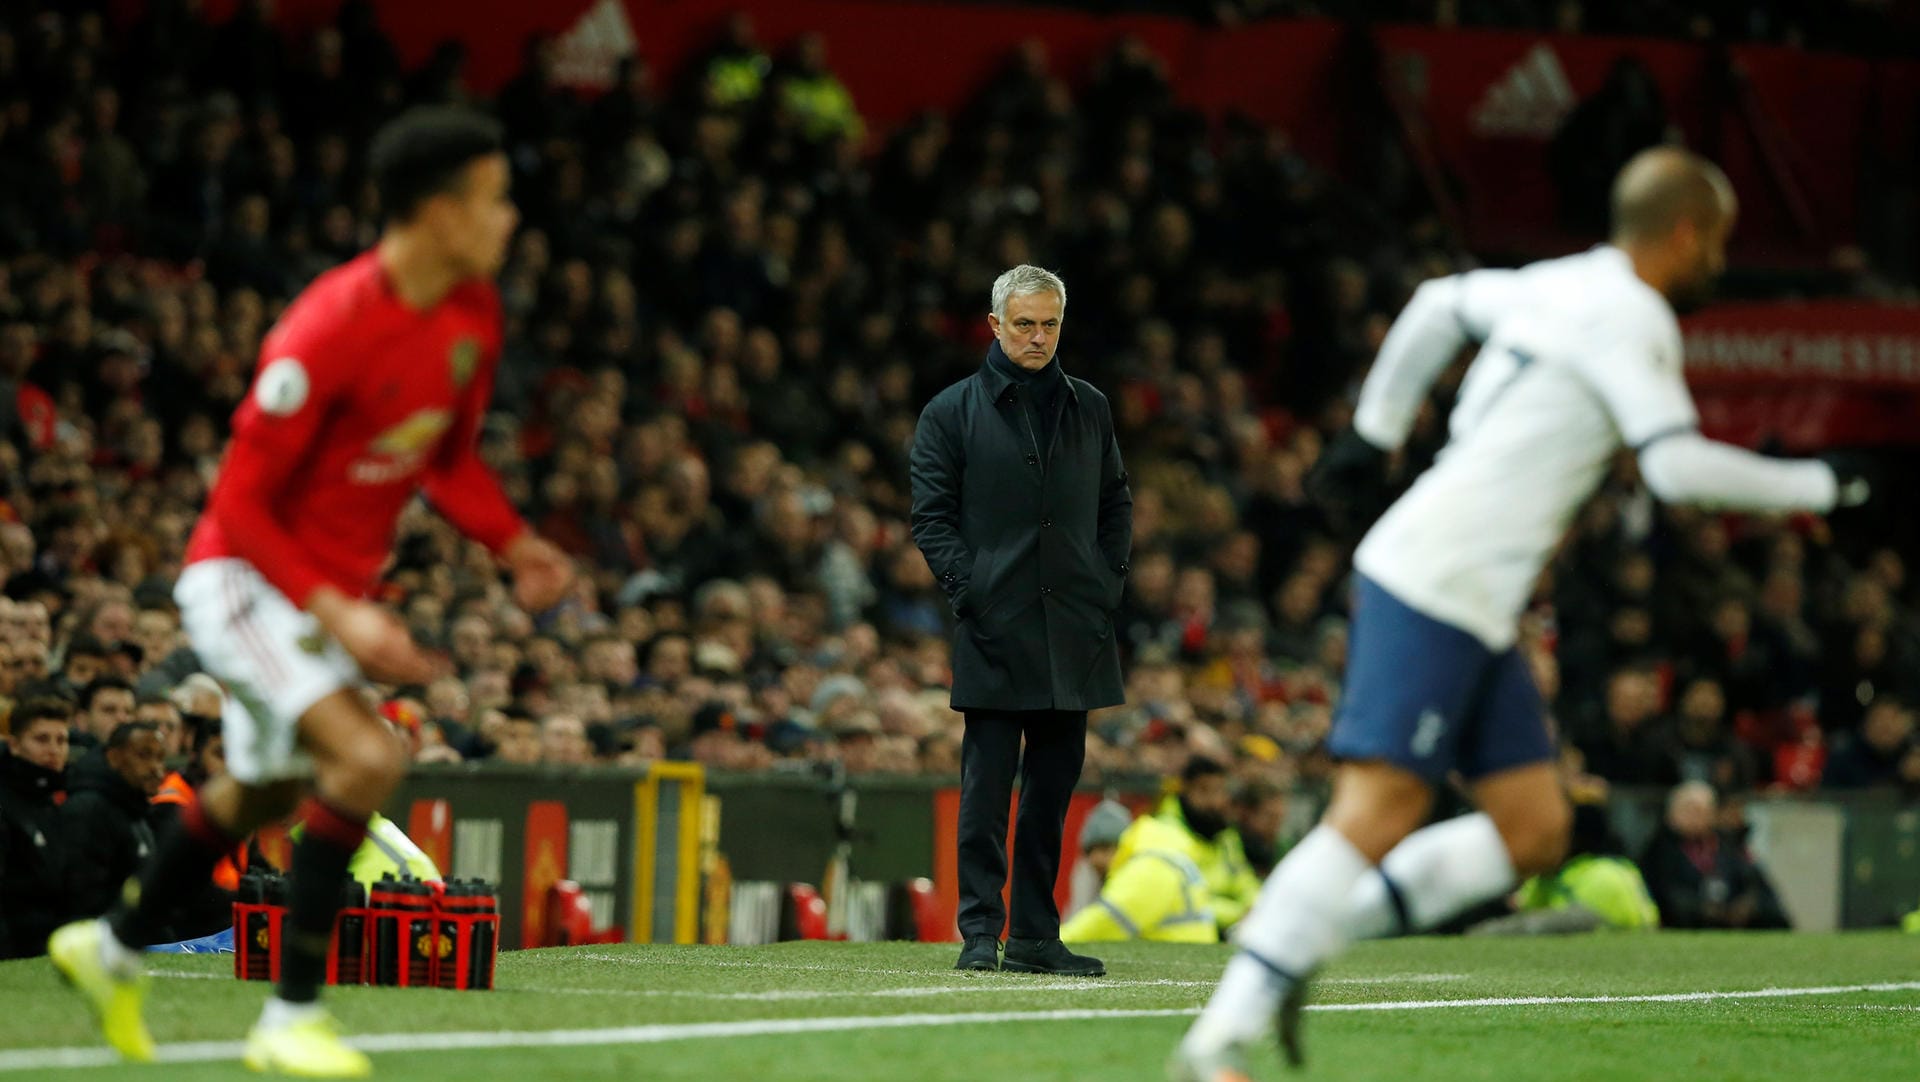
[957,709,1088,940]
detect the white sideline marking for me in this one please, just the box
[0,1009,1198,1071]
[1307,982,1920,1013]
[533,979,1217,1000]
[567,951,1462,987]
[146,969,1462,1001]
[5,981,1918,1072]
[510,973,1464,1000]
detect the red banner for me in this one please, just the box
[166,1,1345,162]
[1682,302,1920,449]
[1375,26,1919,264]
[121,4,1920,271]
[522,800,569,949]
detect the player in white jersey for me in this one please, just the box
[1169,148,1870,1081]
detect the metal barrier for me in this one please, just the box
[387,762,704,948]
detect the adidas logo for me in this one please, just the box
[1469,43,1576,139]
[551,0,639,91]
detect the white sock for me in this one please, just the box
[95,920,142,980]
[258,997,326,1032]
[1184,825,1371,1052]
[1345,813,1518,941]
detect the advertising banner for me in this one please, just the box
[1682,302,1920,448]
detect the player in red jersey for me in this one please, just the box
[49,107,572,1078]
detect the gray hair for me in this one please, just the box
[1666,780,1715,817]
[991,264,1067,321]
[171,672,225,713]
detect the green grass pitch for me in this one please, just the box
[1,934,1915,1080]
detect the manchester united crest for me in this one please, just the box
[449,336,479,389]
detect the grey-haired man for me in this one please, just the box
[909,264,1133,975]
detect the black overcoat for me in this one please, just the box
[909,343,1133,712]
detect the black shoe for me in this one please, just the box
[954,935,1000,972]
[1002,938,1104,977]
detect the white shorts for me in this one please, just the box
[174,559,364,784]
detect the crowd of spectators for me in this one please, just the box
[1029,0,1920,54]
[0,0,1914,880]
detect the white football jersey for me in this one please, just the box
[1352,246,1699,651]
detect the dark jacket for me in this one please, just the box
[0,749,67,958]
[1639,827,1789,930]
[60,756,157,920]
[910,342,1133,712]
[1820,733,1914,790]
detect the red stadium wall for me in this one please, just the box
[128,1,1350,164]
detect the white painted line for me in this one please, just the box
[570,951,976,979]
[1307,981,1920,1013]
[147,968,1463,1001]
[507,974,1464,1000]
[0,1008,1197,1072]
[146,970,1223,999]
[569,951,1463,987]
[4,980,1917,1072]
[1322,973,1467,986]
[529,978,1217,1000]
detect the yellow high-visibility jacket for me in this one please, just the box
[1153,796,1263,931]
[291,813,440,889]
[1061,814,1218,943]
[1514,855,1660,930]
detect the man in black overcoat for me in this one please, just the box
[909,264,1132,974]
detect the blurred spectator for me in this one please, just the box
[1639,781,1789,930]
[0,698,72,957]
[60,719,165,920]
[540,712,592,765]
[1666,676,1758,791]
[57,635,110,701]
[1064,797,1133,923]
[1576,666,1677,787]
[1230,776,1288,877]
[73,676,136,751]
[492,710,542,766]
[1821,695,1920,791]
[169,675,225,753]
[1159,756,1262,933]
[134,693,184,758]
[149,687,240,942]
[1061,758,1267,944]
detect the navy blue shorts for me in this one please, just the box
[1326,575,1554,783]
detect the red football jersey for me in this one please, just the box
[185,250,526,606]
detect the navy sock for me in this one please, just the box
[276,798,368,1005]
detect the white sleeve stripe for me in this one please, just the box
[1630,423,1699,452]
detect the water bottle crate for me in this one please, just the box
[232,874,499,990]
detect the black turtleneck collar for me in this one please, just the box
[981,340,1071,402]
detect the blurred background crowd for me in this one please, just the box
[0,0,1915,897]
[1019,0,1920,54]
